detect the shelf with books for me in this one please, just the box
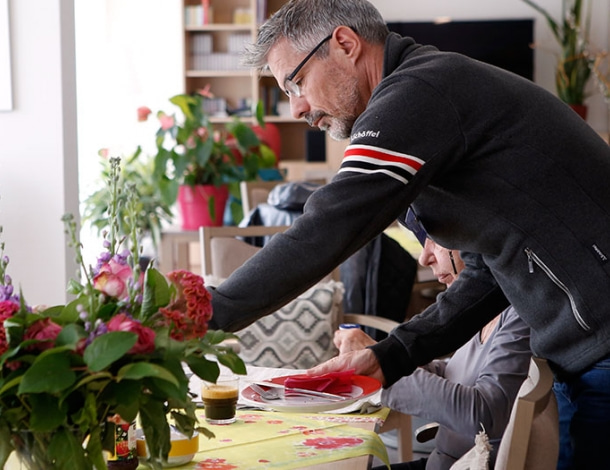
[181,0,340,175]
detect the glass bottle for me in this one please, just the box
[106,414,138,470]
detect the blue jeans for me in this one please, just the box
[553,354,610,469]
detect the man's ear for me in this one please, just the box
[332,25,362,63]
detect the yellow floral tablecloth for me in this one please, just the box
[138,408,390,470]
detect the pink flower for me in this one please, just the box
[24,317,62,351]
[94,259,133,299]
[159,113,175,131]
[137,106,152,122]
[157,270,213,341]
[98,148,110,159]
[107,313,156,354]
[197,84,215,99]
[0,300,19,355]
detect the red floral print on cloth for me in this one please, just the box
[302,436,364,450]
[195,458,238,469]
[0,300,19,355]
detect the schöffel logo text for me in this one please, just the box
[352,130,380,139]
[591,244,608,264]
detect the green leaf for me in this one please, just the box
[141,268,171,320]
[37,304,65,318]
[215,350,247,375]
[0,419,13,469]
[84,423,107,470]
[139,398,171,465]
[117,362,179,386]
[56,297,86,323]
[254,99,265,126]
[55,323,85,348]
[100,380,142,422]
[204,329,239,345]
[48,428,90,470]
[185,355,220,383]
[170,410,198,439]
[19,352,76,394]
[84,331,137,372]
[30,394,67,432]
[227,120,260,151]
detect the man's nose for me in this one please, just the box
[290,95,309,120]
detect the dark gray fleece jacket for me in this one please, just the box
[210,33,610,384]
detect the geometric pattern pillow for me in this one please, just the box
[235,280,344,369]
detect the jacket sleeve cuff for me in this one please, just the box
[368,335,416,387]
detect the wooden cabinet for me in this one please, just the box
[182,0,343,179]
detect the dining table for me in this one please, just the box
[162,365,392,470]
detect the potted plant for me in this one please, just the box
[82,147,173,261]
[522,0,594,118]
[141,88,277,230]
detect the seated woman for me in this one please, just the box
[336,234,532,470]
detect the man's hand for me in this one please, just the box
[334,328,376,354]
[307,348,386,386]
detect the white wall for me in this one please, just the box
[0,0,78,306]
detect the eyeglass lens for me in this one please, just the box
[405,208,428,246]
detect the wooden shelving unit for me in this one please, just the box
[181,0,343,177]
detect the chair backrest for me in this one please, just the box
[495,356,559,470]
[239,179,328,215]
[239,181,282,215]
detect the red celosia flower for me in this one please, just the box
[107,313,156,354]
[24,317,62,351]
[158,270,213,340]
[0,300,19,355]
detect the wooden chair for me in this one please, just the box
[239,181,282,215]
[198,224,412,462]
[494,356,559,470]
[448,356,558,470]
[239,178,327,215]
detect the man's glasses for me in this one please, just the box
[283,34,332,98]
[405,207,428,246]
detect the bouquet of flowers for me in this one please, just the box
[0,157,245,470]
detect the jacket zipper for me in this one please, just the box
[525,247,591,331]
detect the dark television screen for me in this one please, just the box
[386,20,534,80]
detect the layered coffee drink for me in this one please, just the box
[201,378,239,424]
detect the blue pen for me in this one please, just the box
[339,323,361,330]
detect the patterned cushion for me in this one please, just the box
[235,280,344,369]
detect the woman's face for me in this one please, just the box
[418,239,465,287]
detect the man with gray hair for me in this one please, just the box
[209,1,610,468]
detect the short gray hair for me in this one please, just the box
[242,0,389,72]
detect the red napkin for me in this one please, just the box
[284,370,355,395]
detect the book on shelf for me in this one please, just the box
[256,0,268,25]
[202,0,212,25]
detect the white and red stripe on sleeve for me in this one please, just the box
[338,144,424,184]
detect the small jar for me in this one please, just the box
[106,414,138,470]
